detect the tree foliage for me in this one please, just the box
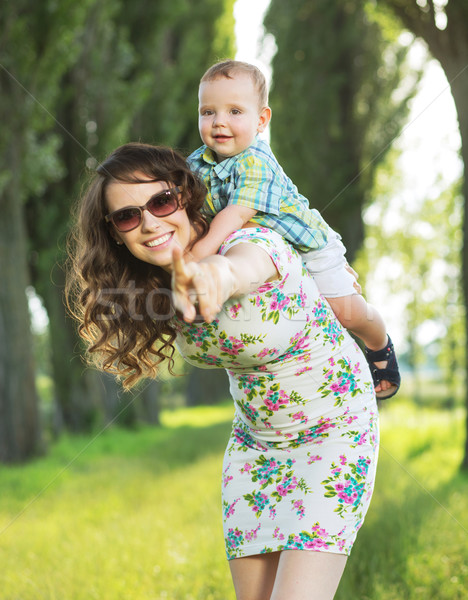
[263,0,419,260]
[0,0,97,461]
[0,0,235,461]
[357,152,464,404]
[375,0,468,470]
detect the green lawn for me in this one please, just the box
[0,400,466,599]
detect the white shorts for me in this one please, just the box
[300,230,357,298]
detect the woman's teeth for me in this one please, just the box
[145,233,171,247]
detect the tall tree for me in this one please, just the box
[0,0,98,461]
[375,0,468,469]
[124,0,236,151]
[263,0,418,260]
[26,0,141,432]
[25,0,235,432]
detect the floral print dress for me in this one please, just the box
[175,228,379,560]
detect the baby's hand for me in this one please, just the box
[345,263,362,295]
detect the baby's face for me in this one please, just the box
[198,72,270,162]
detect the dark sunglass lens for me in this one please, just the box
[148,190,178,217]
[113,208,141,231]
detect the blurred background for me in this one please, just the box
[1,1,467,598]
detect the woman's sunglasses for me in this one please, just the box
[105,186,182,232]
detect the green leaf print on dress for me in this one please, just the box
[321,455,372,517]
[249,275,307,324]
[311,298,345,346]
[177,318,219,351]
[318,356,368,407]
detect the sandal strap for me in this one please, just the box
[364,335,401,398]
[364,338,395,363]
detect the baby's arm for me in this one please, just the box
[326,295,387,351]
[188,204,257,261]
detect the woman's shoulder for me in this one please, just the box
[219,227,302,278]
[220,226,288,250]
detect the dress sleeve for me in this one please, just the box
[218,227,301,281]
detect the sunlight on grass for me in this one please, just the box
[0,400,467,599]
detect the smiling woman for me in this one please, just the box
[66,142,209,386]
[67,140,380,600]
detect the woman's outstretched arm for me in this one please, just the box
[171,243,279,323]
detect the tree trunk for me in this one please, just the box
[186,367,230,406]
[0,142,42,463]
[448,69,468,470]
[41,267,104,432]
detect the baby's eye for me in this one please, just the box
[231,109,242,115]
[201,109,214,116]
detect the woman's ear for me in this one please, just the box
[257,106,272,133]
[108,226,124,246]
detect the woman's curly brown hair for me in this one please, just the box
[66,143,209,388]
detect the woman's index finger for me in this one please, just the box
[172,245,187,278]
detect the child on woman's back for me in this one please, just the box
[187,60,400,399]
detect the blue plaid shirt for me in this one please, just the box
[187,137,329,251]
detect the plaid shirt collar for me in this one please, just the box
[200,143,253,181]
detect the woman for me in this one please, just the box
[67,142,379,600]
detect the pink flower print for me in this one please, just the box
[224,498,240,518]
[306,538,329,550]
[291,411,306,422]
[354,433,367,446]
[256,283,273,294]
[328,357,336,367]
[269,506,277,520]
[257,347,279,359]
[252,295,264,307]
[229,303,242,318]
[223,474,233,487]
[293,499,306,520]
[276,476,298,497]
[264,388,290,412]
[241,462,253,474]
[205,354,220,365]
[339,455,347,465]
[289,331,309,355]
[307,455,322,464]
[295,365,313,376]
[220,336,245,356]
[245,524,261,542]
[311,524,328,538]
[353,362,361,374]
[245,491,270,515]
[330,380,350,394]
[331,467,341,476]
[273,526,285,541]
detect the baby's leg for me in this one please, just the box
[302,232,399,398]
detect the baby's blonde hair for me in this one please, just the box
[200,60,269,109]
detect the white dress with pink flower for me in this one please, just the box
[175,228,379,559]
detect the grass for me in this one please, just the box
[0,400,467,599]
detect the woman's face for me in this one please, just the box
[106,178,193,272]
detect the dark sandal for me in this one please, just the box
[364,335,401,400]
